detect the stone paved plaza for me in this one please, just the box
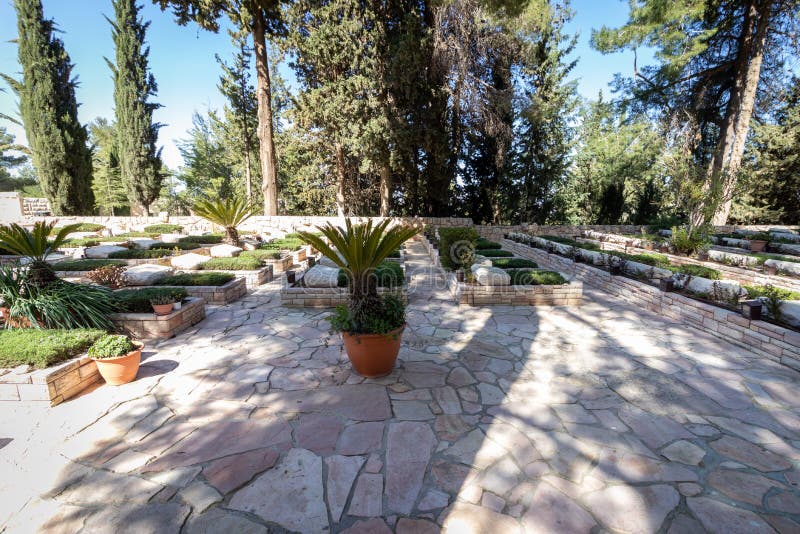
[1,240,800,533]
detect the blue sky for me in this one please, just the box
[0,0,648,170]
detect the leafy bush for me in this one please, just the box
[328,293,406,335]
[337,261,404,288]
[541,235,601,251]
[438,227,478,270]
[507,269,566,285]
[747,284,795,322]
[149,242,201,251]
[201,256,263,270]
[155,272,235,286]
[259,238,304,251]
[178,234,225,244]
[676,264,720,280]
[53,259,125,271]
[143,224,184,233]
[108,249,172,259]
[51,223,106,234]
[744,285,800,301]
[476,239,502,250]
[87,265,127,289]
[478,249,513,257]
[113,288,187,313]
[240,249,283,261]
[609,252,671,268]
[61,237,102,247]
[150,293,177,306]
[0,329,105,368]
[491,258,538,269]
[670,225,710,255]
[87,334,135,359]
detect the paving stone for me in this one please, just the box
[687,497,775,534]
[552,403,597,424]
[677,482,703,496]
[392,400,435,420]
[178,481,222,513]
[349,473,383,517]
[342,518,392,534]
[477,383,504,405]
[403,361,448,387]
[667,513,706,534]
[365,453,383,473]
[708,469,778,506]
[433,386,462,414]
[618,406,693,449]
[81,503,190,533]
[440,502,522,534]
[185,508,268,534]
[396,518,440,534]
[334,422,385,457]
[448,367,477,387]
[60,470,163,505]
[147,466,201,489]
[386,421,435,514]
[257,384,392,421]
[418,488,450,511]
[203,448,279,494]
[229,448,328,532]
[710,435,792,472]
[435,415,474,441]
[480,492,505,513]
[584,484,679,534]
[295,413,345,455]
[326,455,365,522]
[521,482,596,534]
[767,491,800,513]
[661,440,706,465]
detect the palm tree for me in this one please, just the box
[298,220,417,331]
[0,221,79,286]
[192,198,258,246]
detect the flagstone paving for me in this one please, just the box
[1,239,800,533]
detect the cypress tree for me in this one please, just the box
[7,0,94,215]
[108,0,163,216]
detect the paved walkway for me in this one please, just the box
[1,240,800,533]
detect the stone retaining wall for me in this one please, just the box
[264,254,293,274]
[502,239,800,371]
[199,265,273,289]
[111,297,206,340]
[280,282,407,308]
[0,355,100,406]
[447,272,582,306]
[149,277,247,305]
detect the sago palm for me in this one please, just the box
[0,222,80,286]
[298,220,417,327]
[192,198,258,246]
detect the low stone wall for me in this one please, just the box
[502,239,800,371]
[0,255,21,266]
[150,277,247,306]
[199,265,273,289]
[111,297,206,340]
[447,272,582,306]
[0,355,100,406]
[280,282,407,308]
[264,254,294,274]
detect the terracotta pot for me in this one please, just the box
[93,342,143,385]
[342,326,405,378]
[765,265,777,275]
[749,240,768,252]
[152,303,174,316]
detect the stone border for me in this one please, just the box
[446,271,582,306]
[110,296,206,340]
[263,254,293,274]
[0,355,101,406]
[501,238,800,371]
[195,265,273,289]
[280,278,408,308]
[143,277,247,306]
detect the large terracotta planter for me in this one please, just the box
[92,342,143,385]
[749,240,768,252]
[342,326,405,378]
[152,303,174,316]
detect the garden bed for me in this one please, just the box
[447,271,582,306]
[195,265,273,289]
[149,276,247,305]
[110,296,205,340]
[280,283,407,308]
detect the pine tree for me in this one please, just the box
[108,0,164,216]
[5,0,94,215]
[89,118,129,215]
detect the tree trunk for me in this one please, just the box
[379,165,391,216]
[252,9,279,216]
[335,142,347,216]
[708,0,770,225]
[142,204,150,217]
[244,143,253,203]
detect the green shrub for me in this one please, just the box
[618,252,671,268]
[114,231,161,238]
[178,234,225,244]
[155,272,235,286]
[200,256,263,270]
[143,224,184,233]
[53,259,125,271]
[51,223,106,234]
[259,238,304,251]
[149,242,201,251]
[328,293,405,335]
[87,334,135,359]
[0,329,106,368]
[387,249,401,258]
[61,237,101,247]
[744,285,800,301]
[478,249,513,257]
[337,261,404,288]
[541,235,601,251]
[476,239,502,250]
[676,264,721,280]
[670,225,710,255]
[108,249,172,259]
[508,269,566,285]
[491,258,538,269]
[438,227,479,270]
[240,249,283,261]
[113,288,188,313]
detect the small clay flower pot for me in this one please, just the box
[152,303,175,316]
[92,342,143,385]
[749,240,768,253]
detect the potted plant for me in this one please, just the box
[88,334,143,385]
[150,294,176,316]
[749,232,770,253]
[298,220,418,377]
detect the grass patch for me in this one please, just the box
[0,329,105,369]
[143,224,184,233]
[674,264,721,280]
[200,256,263,270]
[259,238,304,251]
[476,239,502,250]
[491,258,538,269]
[607,251,671,268]
[240,249,284,261]
[108,249,173,259]
[113,288,188,313]
[149,242,201,251]
[337,261,404,288]
[178,235,224,244]
[51,223,106,234]
[508,269,566,285]
[540,235,601,251]
[154,272,235,286]
[478,249,513,257]
[53,259,125,271]
[743,285,800,301]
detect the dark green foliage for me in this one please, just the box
[89,118,129,215]
[676,264,721,280]
[115,232,161,238]
[108,249,171,259]
[477,249,513,257]
[540,235,601,251]
[200,256,263,270]
[52,223,106,234]
[337,261,404,288]
[259,238,303,251]
[438,227,479,270]
[476,239,502,250]
[61,238,101,247]
[87,334,135,359]
[612,252,670,268]
[0,329,105,368]
[328,293,406,335]
[178,234,224,244]
[491,258,538,269]
[109,0,163,215]
[507,269,566,285]
[239,249,283,261]
[149,242,201,250]
[0,222,80,285]
[113,287,187,312]
[143,224,183,233]
[744,285,800,301]
[387,249,401,258]
[7,0,94,214]
[155,272,235,286]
